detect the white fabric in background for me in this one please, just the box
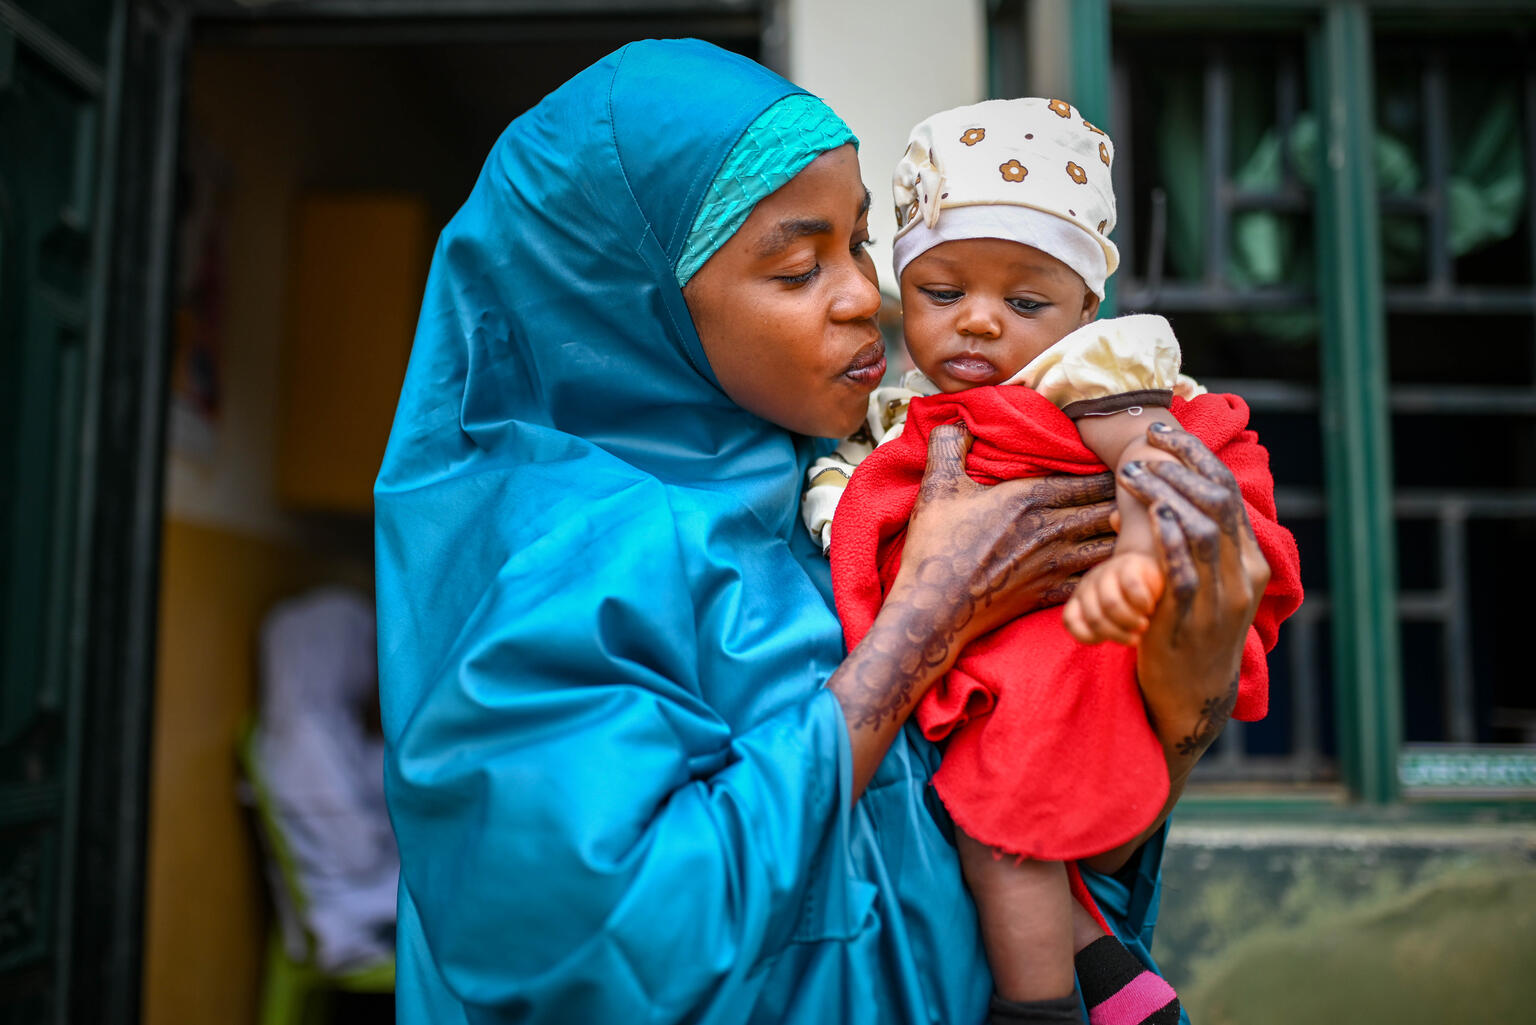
[255,587,398,973]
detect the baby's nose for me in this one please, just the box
[957,302,1002,337]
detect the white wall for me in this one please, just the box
[784,0,988,296]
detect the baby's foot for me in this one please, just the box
[1075,935,1181,1025]
[1062,552,1164,646]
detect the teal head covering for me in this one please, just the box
[674,92,857,286]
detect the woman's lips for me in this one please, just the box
[844,340,887,386]
[942,355,1000,385]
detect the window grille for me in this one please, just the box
[1110,23,1536,786]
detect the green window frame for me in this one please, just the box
[989,0,1536,815]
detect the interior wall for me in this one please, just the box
[144,520,364,1025]
[143,40,555,1025]
[144,21,767,1024]
[784,0,987,297]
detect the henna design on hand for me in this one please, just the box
[1174,676,1238,757]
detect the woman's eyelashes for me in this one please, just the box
[776,264,820,285]
[776,235,873,285]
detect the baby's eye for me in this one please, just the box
[1008,297,1047,314]
[920,287,963,304]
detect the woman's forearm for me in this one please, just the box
[827,579,966,800]
[1081,675,1238,873]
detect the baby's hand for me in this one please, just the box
[1062,551,1165,646]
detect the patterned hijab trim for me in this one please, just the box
[674,92,857,287]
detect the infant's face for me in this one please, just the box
[900,239,1099,393]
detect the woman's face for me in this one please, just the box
[684,144,885,439]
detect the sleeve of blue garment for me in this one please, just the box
[380,452,856,1021]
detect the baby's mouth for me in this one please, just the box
[942,355,1000,385]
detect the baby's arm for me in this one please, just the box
[1011,314,1189,646]
[1061,408,1179,645]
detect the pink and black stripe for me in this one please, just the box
[1073,936,1181,1025]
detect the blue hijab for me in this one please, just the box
[375,38,1176,1024]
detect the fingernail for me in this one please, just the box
[1122,461,1143,477]
[1150,421,1172,433]
[1157,505,1176,519]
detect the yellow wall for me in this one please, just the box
[142,520,364,1023]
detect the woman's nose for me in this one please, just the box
[834,259,883,322]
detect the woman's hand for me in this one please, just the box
[892,423,1118,650]
[1125,422,1268,745]
[1082,420,1269,872]
[828,423,1115,798]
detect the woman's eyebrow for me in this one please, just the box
[754,218,833,258]
[752,192,872,259]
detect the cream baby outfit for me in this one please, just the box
[802,314,1205,553]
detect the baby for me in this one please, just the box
[803,99,1301,1025]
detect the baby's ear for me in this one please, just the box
[1080,288,1101,324]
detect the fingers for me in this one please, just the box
[1145,421,1239,490]
[1063,558,1164,647]
[1064,581,1143,647]
[919,422,975,502]
[1118,463,1219,563]
[1055,535,1117,577]
[1149,504,1200,621]
[1050,500,1117,543]
[1141,454,1270,604]
[1032,470,1117,508]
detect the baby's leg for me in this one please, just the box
[1069,900,1182,1025]
[956,831,1081,1021]
[1063,408,1182,646]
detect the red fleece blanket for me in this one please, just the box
[831,386,1303,859]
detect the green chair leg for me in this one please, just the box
[259,929,318,1025]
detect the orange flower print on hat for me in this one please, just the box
[961,127,986,146]
[1000,159,1028,182]
[1048,99,1072,118]
[1099,142,1111,167]
[1097,219,1107,234]
[1066,161,1088,184]
[1084,119,1106,136]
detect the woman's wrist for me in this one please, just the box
[1144,672,1239,765]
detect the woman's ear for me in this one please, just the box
[1079,289,1101,325]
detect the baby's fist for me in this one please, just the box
[1063,552,1165,646]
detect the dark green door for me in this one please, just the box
[0,1,120,1019]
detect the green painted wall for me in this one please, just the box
[1156,825,1536,1023]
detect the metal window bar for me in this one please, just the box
[1115,30,1536,783]
[1375,39,1536,755]
[1114,37,1332,783]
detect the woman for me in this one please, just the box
[375,39,1267,1024]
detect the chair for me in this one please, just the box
[237,720,395,1025]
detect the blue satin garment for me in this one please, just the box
[375,38,1178,1024]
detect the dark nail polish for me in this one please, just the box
[1150,421,1172,433]
[1122,461,1143,477]
[1157,505,1176,519]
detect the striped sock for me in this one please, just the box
[1073,936,1180,1025]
